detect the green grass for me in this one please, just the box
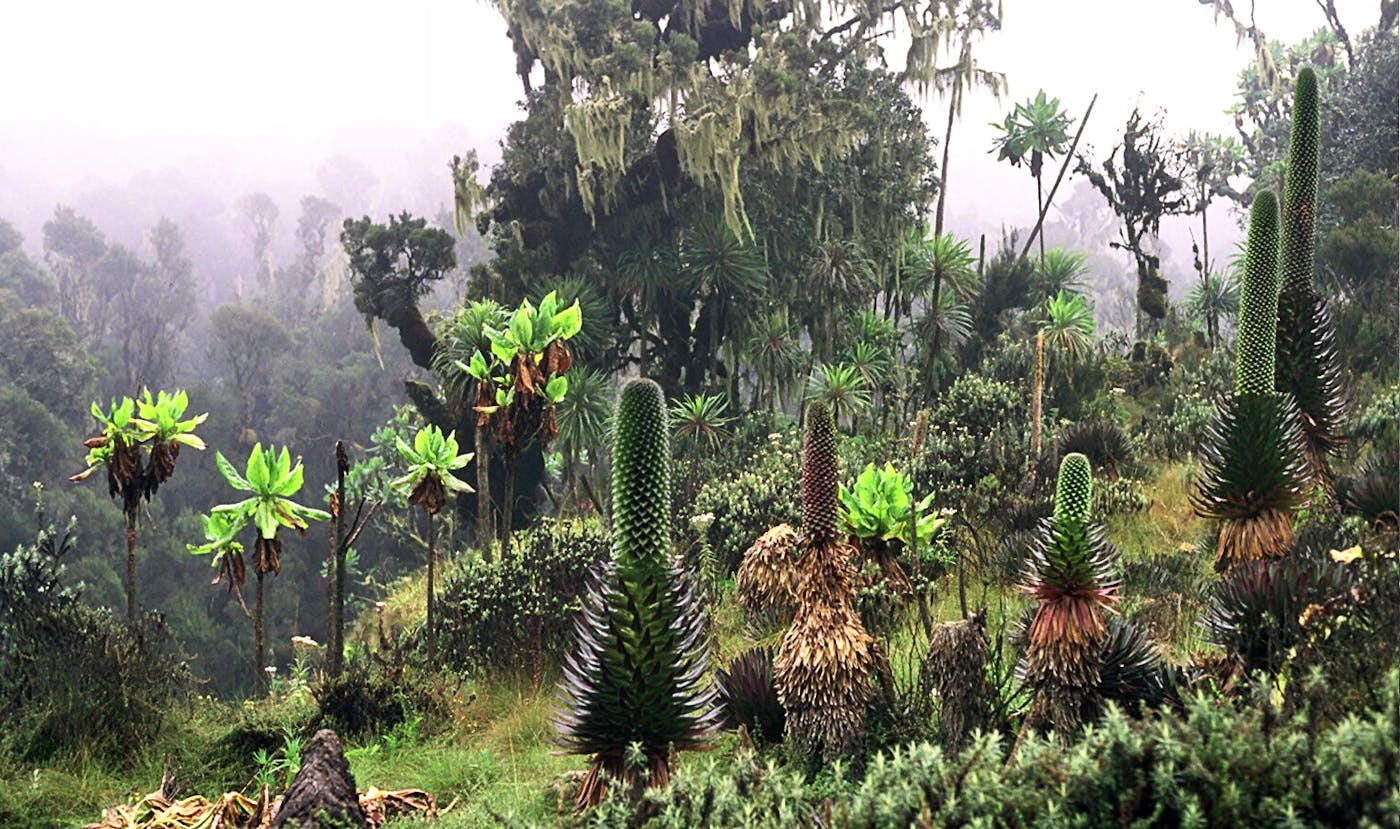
[1108,460,1209,561]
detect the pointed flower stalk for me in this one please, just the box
[1275,67,1346,480]
[555,379,718,809]
[1022,452,1120,736]
[801,401,841,544]
[1193,192,1309,570]
[775,401,877,760]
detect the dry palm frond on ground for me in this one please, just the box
[84,787,436,829]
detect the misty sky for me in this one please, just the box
[0,0,1376,276]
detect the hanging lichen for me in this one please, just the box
[477,0,952,238]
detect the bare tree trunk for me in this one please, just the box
[475,426,491,550]
[1200,182,1211,277]
[935,89,958,240]
[331,444,348,677]
[500,457,516,546]
[325,511,335,669]
[1029,174,1047,481]
[426,510,436,663]
[125,505,138,626]
[1030,329,1046,477]
[255,571,266,698]
[926,90,961,371]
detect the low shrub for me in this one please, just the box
[440,516,610,678]
[689,435,801,574]
[314,654,408,739]
[0,522,189,766]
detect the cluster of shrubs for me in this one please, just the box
[571,668,1398,828]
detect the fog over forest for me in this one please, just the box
[0,0,1377,321]
[0,1,1395,826]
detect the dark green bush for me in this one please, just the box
[0,522,188,766]
[917,374,1027,503]
[314,654,407,739]
[1139,348,1231,460]
[440,516,610,677]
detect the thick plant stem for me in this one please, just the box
[1030,328,1045,475]
[125,505,138,626]
[426,510,436,663]
[475,426,491,551]
[1036,174,1047,270]
[331,444,348,677]
[255,571,266,698]
[500,457,516,546]
[325,507,335,671]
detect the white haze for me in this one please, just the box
[0,0,1375,301]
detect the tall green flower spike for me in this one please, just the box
[556,379,719,810]
[1276,67,1346,478]
[801,401,840,543]
[609,378,672,569]
[1280,69,1319,297]
[1022,451,1120,735]
[1236,192,1282,397]
[1053,452,1094,526]
[1194,192,1309,570]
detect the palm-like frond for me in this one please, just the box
[840,341,891,393]
[1042,290,1096,363]
[1036,248,1091,296]
[681,220,767,296]
[1187,272,1239,327]
[805,363,872,427]
[914,288,974,349]
[555,368,613,461]
[671,392,733,452]
[743,308,803,411]
[434,299,507,409]
[615,239,679,310]
[905,232,979,302]
[806,239,874,305]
